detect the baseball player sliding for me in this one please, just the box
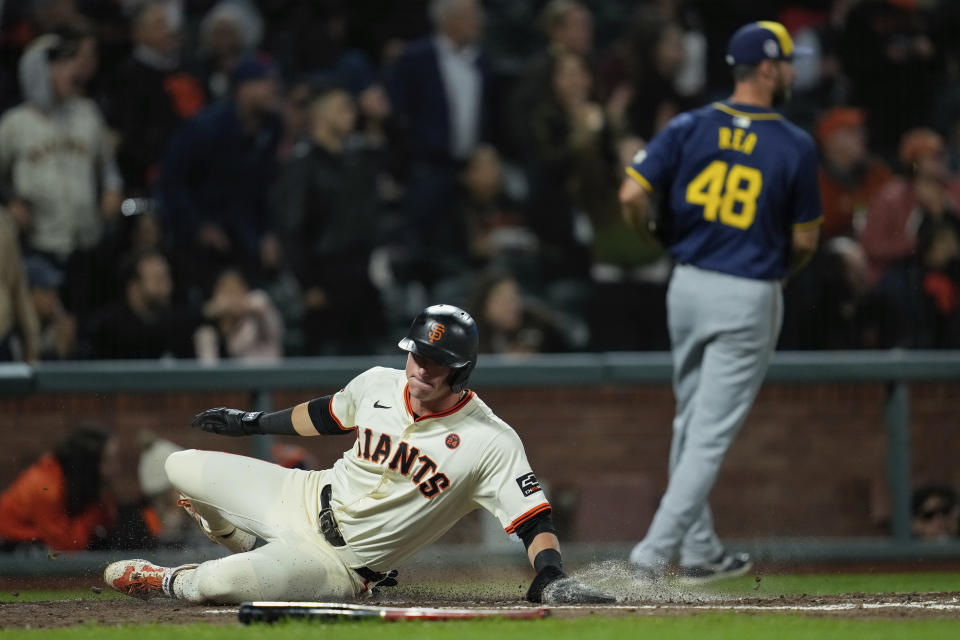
[105,305,612,605]
[619,22,821,583]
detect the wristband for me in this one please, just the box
[240,411,264,435]
[533,548,563,573]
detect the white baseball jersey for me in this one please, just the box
[324,366,550,571]
[0,98,121,258]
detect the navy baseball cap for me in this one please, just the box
[25,255,63,289]
[231,53,278,87]
[725,21,803,66]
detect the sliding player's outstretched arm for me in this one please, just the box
[191,396,354,437]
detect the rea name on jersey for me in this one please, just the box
[627,101,822,280]
[325,366,550,571]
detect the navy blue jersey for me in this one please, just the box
[627,101,822,280]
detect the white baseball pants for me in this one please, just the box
[164,449,365,603]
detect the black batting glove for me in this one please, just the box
[526,565,565,603]
[191,407,264,437]
[526,565,616,604]
[376,569,399,588]
[370,569,399,597]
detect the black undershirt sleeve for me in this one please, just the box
[307,395,351,435]
[256,395,350,436]
[256,407,296,435]
[515,512,558,549]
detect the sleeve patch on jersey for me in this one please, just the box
[516,472,541,497]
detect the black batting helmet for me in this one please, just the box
[398,304,479,393]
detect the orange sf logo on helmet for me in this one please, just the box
[428,322,446,343]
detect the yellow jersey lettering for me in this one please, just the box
[686,161,763,230]
[718,127,732,149]
[717,127,757,155]
[720,165,762,229]
[732,127,745,150]
[686,160,728,222]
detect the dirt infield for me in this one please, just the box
[3,565,959,629]
[3,592,959,629]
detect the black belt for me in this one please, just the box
[319,484,346,546]
[319,484,388,584]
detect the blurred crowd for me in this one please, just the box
[0,426,190,552]
[2,0,960,363]
[2,424,956,553]
[0,424,322,553]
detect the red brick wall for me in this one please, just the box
[1,383,957,541]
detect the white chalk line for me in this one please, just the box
[204,599,960,615]
[551,600,960,613]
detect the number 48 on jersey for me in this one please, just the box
[685,160,763,230]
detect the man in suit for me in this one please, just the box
[386,0,493,292]
[102,0,205,194]
[389,0,490,166]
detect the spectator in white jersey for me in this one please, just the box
[0,28,122,265]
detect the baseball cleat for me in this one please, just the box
[629,562,663,583]
[675,551,753,585]
[104,559,197,599]
[178,495,257,553]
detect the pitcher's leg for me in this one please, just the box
[679,505,723,566]
[643,282,782,567]
[631,268,704,569]
[678,288,781,567]
[630,340,756,566]
[665,266,704,476]
[668,334,703,470]
[637,284,781,569]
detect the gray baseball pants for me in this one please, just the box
[630,263,783,568]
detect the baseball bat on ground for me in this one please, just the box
[238,601,549,623]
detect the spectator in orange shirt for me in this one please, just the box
[859,128,960,283]
[816,107,892,239]
[0,427,118,552]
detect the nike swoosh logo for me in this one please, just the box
[373,401,391,409]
